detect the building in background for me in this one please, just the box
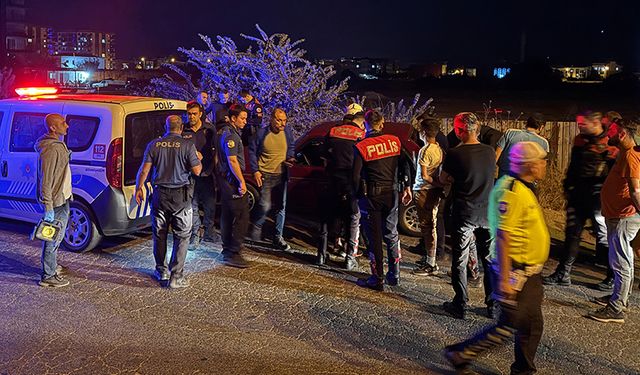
[0,0,29,66]
[27,27,116,69]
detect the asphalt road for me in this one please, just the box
[0,216,638,375]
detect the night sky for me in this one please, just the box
[30,0,639,68]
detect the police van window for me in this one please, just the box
[65,115,100,152]
[10,112,47,152]
[123,110,185,186]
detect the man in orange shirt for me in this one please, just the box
[588,118,640,323]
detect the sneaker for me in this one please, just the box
[543,271,571,286]
[55,264,67,275]
[385,273,399,286]
[596,277,614,292]
[592,295,629,312]
[222,255,250,269]
[38,274,69,288]
[444,347,475,374]
[168,276,190,289]
[316,252,326,266]
[356,275,384,291]
[154,269,170,281]
[415,255,429,267]
[345,257,358,271]
[443,301,466,319]
[202,233,221,243]
[272,236,291,251]
[587,305,625,323]
[487,303,500,319]
[413,263,439,276]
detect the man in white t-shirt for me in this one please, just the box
[412,117,445,275]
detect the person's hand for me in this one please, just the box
[196,151,203,161]
[499,279,515,300]
[254,171,263,187]
[401,187,412,206]
[283,157,296,168]
[43,210,55,222]
[239,181,247,196]
[135,187,144,205]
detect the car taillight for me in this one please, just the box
[106,137,123,189]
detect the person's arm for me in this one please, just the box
[628,177,640,212]
[135,162,152,205]
[187,143,202,176]
[496,229,515,299]
[439,170,453,185]
[248,129,262,187]
[352,147,364,195]
[495,147,503,163]
[228,155,246,195]
[38,147,57,213]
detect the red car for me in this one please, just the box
[242,121,422,237]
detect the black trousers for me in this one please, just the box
[219,180,249,256]
[191,174,217,239]
[450,272,544,375]
[318,173,361,259]
[359,190,400,279]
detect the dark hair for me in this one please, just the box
[364,109,383,126]
[419,117,441,138]
[619,118,640,141]
[577,110,602,122]
[228,104,248,119]
[186,101,203,114]
[526,113,544,129]
[605,111,622,123]
[342,114,355,122]
[239,89,250,98]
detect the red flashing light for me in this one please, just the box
[15,87,59,96]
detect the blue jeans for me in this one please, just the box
[252,172,287,238]
[606,216,640,313]
[451,215,494,307]
[42,200,70,279]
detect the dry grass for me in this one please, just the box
[538,166,565,212]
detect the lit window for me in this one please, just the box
[101,53,105,57]
[27,38,32,43]
[102,39,106,43]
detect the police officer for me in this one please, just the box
[353,110,412,290]
[317,111,366,270]
[182,101,218,249]
[135,115,202,288]
[544,111,617,290]
[217,104,251,268]
[239,89,263,144]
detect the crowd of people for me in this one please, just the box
[33,90,640,374]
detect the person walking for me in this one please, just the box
[135,115,202,288]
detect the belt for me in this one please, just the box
[154,184,189,191]
[510,260,543,275]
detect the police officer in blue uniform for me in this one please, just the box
[182,101,219,248]
[353,110,412,291]
[135,115,202,288]
[217,104,251,268]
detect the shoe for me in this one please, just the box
[222,255,250,269]
[588,305,625,323]
[596,277,614,291]
[38,274,69,288]
[444,347,475,374]
[413,263,439,276]
[592,295,629,312]
[202,233,221,243]
[487,303,500,319]
[168,276,190,289]
[443,301,466,319]
[154,269,170,281]
[345,257,358,271]
[415,255,429,267]
[356,276,384,291]
[55,264,67,275]
[543,271,571,286]
[272,236,291,251]
[385,273,399,286]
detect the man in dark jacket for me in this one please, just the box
[248,108,296,251]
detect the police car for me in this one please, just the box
[0,87,187,251]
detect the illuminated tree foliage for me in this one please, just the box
[140,25,348,137]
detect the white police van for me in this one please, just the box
[0,87,187,251]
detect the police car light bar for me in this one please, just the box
[15,87,59,96]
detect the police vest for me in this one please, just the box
[355,134,401,161]
[329,125,365,141]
